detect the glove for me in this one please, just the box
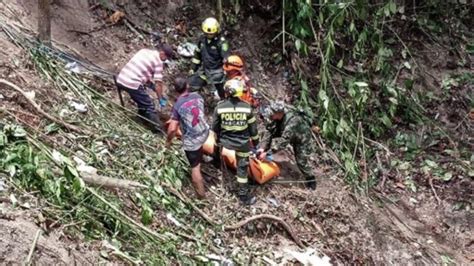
[159,97,168,107]
[265,152,273,162]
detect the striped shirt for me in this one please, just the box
[116,48,164,90]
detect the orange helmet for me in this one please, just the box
[223,55,244,72]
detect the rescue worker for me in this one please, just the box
[189,17,230,99]
[212,79,259,205]
[166,77,209,199]
[223,55,261,108]
[257,101,317,190]
[115,33,174,133]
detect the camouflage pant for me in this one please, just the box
[293,142,314,179]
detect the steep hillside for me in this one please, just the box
[0,0,472,264]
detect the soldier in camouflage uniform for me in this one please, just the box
[257,100,317,190]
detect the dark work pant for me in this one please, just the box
[117,83,162,132]
[188,72,225,99]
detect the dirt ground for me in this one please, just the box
[0,203,101,265]
[0,0,472,264]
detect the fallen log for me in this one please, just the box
[80,172,148,190]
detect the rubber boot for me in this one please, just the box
[238,184,256,205]
[305,176,317,190]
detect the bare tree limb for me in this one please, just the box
[80,172,148,190]
[165,186,218,226]
[25,229,42,265]
[0,79,92,136]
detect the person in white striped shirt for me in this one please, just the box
[115,33,174,133]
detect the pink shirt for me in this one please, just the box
[116,48,163,90]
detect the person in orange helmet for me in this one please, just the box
[223,55,261,108]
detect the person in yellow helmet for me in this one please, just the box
[212,79,259,205]
[223,55,262,108]
[189,17,230,100]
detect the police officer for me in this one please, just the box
[189,17,230,100]
[212,79,259,205]
[257,101,317,190]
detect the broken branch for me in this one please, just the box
[165,186,218,226]
[25,229,42,265]
[0,79,92,136]
[428,176,441,205]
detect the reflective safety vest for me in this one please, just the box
[212,98,259,151]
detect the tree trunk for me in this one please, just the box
[38,0,51,46]
[217,0,223,24]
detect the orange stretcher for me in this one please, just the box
[165,120,280,184]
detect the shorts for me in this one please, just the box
[185,148,203,168]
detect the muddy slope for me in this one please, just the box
[0,0,472,264]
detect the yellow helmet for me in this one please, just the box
[202,17,220,34]
[224,79,244,97]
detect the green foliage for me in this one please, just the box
[285,0,314,40]
[281,0,471,188]
[0,123,187,262]
[0,43,219,263]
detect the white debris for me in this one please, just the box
[65,61,85,74]
[267,197,280,207]
[9,193,18,206]
[284,248,332,266]
[177,42,198,57]
[69,101,88,113]
[52,149,64,164]
[0,179,5,192]
[73,156,97,176]
[166,212,182,227]
[24,90,35,100]
[206,254,234,266]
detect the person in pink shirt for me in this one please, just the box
[115,33,174,133]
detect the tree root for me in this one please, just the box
[0,79,92,136]
[165,187,305,248]
[225,214,305,248]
